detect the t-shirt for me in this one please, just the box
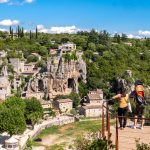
[113,94,128,108]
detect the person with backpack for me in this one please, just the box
[112,88,129,130]
[131,80,147,130]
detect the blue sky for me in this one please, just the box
[0,0,150,37]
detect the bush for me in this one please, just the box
[136,139,150,150]
[74,131,115,150]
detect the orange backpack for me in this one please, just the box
[135,84,146,105]
[135,85,144,97]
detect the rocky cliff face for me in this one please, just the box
[114,70,150,98]
[26,51,87,99]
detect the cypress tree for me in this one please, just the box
[35,26,38,39]
[9,26,12,35]
[11,29,13,39]
[17,25,20,38]
[9,26,13,39]
[21,27,24,38]
[30,30,32,40]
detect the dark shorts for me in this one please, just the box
[135,104,145,116]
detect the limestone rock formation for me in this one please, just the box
[26,51,87,99]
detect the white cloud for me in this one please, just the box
[0,28,7,32]
[127,34,134,39]
[37,25,81,34]
[25,0,34,3]
[0,0,35,5]
[0,19,20,26]
[127,34,141,39]
[0,0,9,3]
[138,30,150,37]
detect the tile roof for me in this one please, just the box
[87,93,101,100]
[82,105,102,109]
[56,99,72,103]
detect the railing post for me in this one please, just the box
[102,104,105,138]
[115,117,119,150]
[108,113,111,140]
[107,103,110,140]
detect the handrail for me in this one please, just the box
[102,99,150,150]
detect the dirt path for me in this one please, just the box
[110,121,150,150]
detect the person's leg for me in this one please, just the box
[118,108,123,128]
[133,105,139,128]
[123,107,128,128]
[141,115,145,129]
[134,115,138,127]
[141,106,145,129]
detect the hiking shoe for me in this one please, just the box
[132,125,136,129]
[140,127,144,130]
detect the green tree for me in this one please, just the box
[69,92,80,108]
[61,37,69,43]
[27,55,38,63]
[24,98,43,128]
[35,26,38,39]
[79,81,88,97]
[121,33,128,42]
[0,106,26,136]
[87,42,96,51]
[88,29,99,44]
[99,30,110,45]
[114,33,121,43]
[4,96,26,113]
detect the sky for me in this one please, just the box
[0,0,150,37]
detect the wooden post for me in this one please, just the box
[107,113,110,140]
[102,104,105,138]
[115,117,119,150]
[106,103,110,139]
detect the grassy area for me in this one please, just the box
[46,144,64,150]
[33,120,102,149]
[36,120,101,139]
[37,126,60,138]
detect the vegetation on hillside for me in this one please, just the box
[0,28,150,99]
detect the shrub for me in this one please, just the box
[74,131,115,150]
[136,139,150,150]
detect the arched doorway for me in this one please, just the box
[38,79,44,91]
[68,78,74,89]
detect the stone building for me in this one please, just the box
[5,136,19,150]
[54,99,73,113]
[86,89,103,105]
[58,42,76,53]
[13,75,22,91]
[22,63,39,76]
[79,89,104,117]
[9,58,24,74]
[79,105,102,118]
[0,66,11,100]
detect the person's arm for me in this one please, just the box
[112,94,121,100]
[129,91,135,98]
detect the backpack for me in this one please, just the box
[134,81,146,105]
